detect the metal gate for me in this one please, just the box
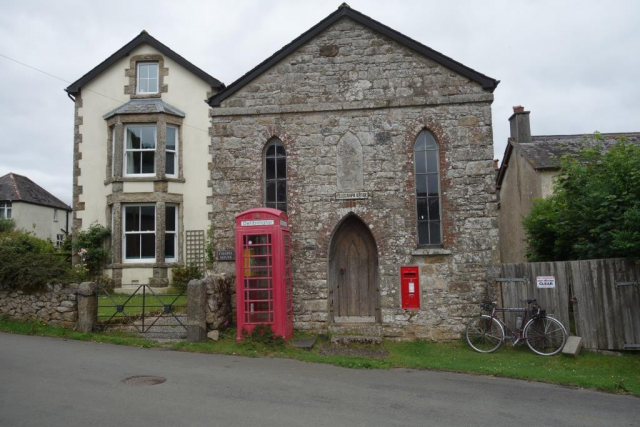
[96,285,187,334]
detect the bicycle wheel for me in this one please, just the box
[465,315,504,353]
[524,316,567,356]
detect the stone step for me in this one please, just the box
[330,335,382,345]
[328,322,382,337]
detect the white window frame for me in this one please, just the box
[55,234,64,248]
[136,62,159,94]
[53,209,58,222]
[165,204,178,262]
[166,125,179,178]
[123,204,156,263]
[0,202,11,219]
[124,124,156,177]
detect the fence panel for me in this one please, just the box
[500,262,571,334]
[501,258,640,350]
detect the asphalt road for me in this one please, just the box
[0,333,637,427]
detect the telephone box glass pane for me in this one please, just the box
[242,233,273,324]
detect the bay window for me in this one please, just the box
[124,205,156,261]
[165,205,177,261]
[166,126,178,177]
[125,125,156,176]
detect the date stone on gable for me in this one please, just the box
[336,132,364,192]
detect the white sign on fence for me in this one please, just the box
[536,276,556,288]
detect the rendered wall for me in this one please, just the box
[498,149,558,263]
[11,202,70,243]
[73,42,215,285]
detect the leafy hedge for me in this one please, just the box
[0,230,85,292]
[523,135,640,261]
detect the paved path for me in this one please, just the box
[0,333,637,427]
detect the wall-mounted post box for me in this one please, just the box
[400,266,420,310]
[235,208,293,342]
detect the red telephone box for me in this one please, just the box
[235,208,293,341]
[400,266,420,310]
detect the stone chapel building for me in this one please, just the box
[67,4,500,339]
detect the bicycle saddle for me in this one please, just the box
[519,298,537,304]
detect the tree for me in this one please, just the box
[523,135,640,261]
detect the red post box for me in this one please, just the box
[400,266,420,310]
[235,208,293,341]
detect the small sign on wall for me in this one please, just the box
[536,276,556,288]
[216,250,235,261]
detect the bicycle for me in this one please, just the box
[465,299,567,356]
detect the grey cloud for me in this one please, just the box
[1,0,638,205]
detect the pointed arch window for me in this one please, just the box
[414,130,441,245]
[264,139,287,212]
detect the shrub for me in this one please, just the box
[73,224,111,278]
[171,263,204,288]
[0,218,15,234]
[524,136,640,261]
[0,230,85,292]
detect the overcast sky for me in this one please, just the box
[1,0,638,205]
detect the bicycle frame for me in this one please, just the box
[487,306,530,344]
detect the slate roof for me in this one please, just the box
[0,173,71,211]
[208,3,499,107]
[103,99,186,119]
[496,132,640,188]
[65,31,224,96]
[520,132,640,170]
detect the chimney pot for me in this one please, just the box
[513,106,525,114]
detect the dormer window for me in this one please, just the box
[137,62,159,94]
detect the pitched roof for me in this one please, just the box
[65,31,224,96]
[207,3,499,106]
[0,173,71,211]
[103,99,186,119]
[496,132,640,188]
[521,133,640,170]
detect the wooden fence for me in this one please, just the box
[499,259,640,351]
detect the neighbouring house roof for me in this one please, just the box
[65,31,224,96]
[103,99,186,119]
[496,132,640,188]
[207,3,499,107]
[0,173,71,211]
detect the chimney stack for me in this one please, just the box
[509,105,531,143]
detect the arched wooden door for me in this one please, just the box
[329,216,380,322]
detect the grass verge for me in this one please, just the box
[1,318,638,397]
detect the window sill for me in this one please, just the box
[131,93,161,99]
[411,248,452,256]
[108,262,176,269]
[105,176,185,185]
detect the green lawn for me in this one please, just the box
[97,293,187,321]
[1,318,638,397]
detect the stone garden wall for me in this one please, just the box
[203,275,235,332]
[0,284,79,328]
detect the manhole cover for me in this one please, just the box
[122,375,167,386]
